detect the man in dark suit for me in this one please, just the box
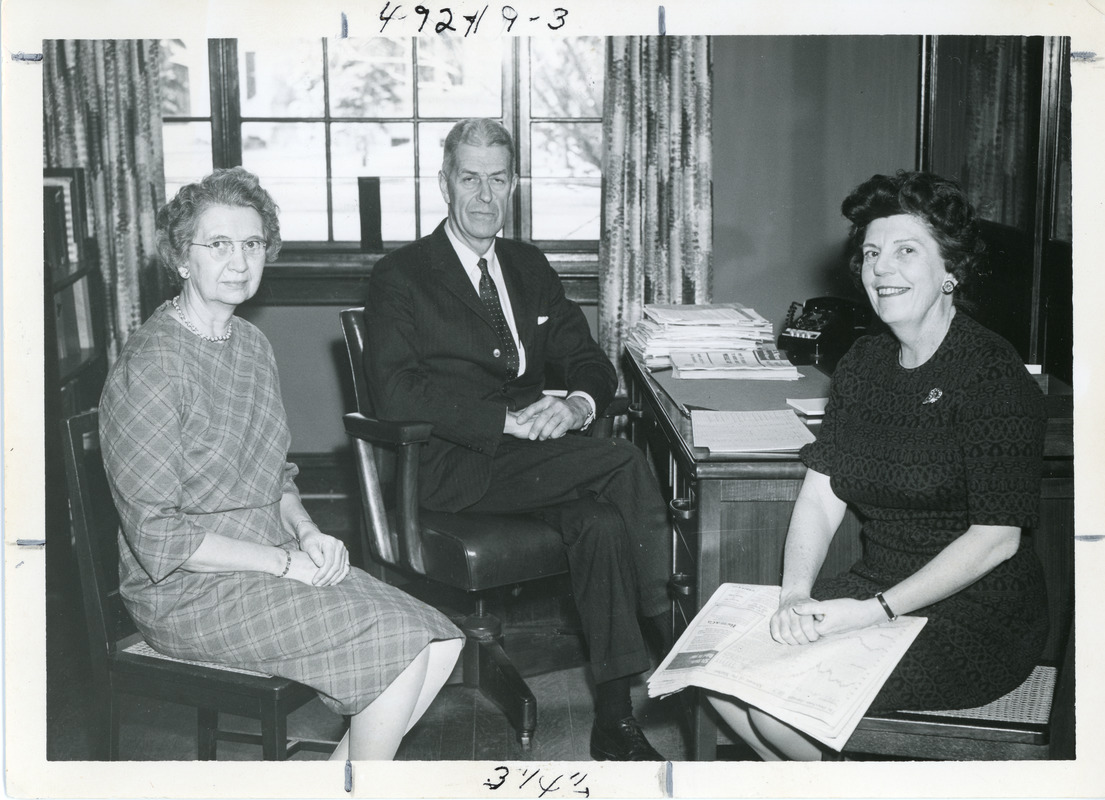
[364,119,672,760]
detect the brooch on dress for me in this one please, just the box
[922,388,944,405]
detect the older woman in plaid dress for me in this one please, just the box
[99,168,463,761]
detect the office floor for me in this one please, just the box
[46,558,700,763]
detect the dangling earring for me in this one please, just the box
[178,267,190,280]
[941,277,957,294]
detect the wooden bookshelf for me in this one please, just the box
[45,167,107,580]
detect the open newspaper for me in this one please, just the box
[648,583,927,750]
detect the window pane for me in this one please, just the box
[331,122,416,241]
[531,179,600,239]
[531,121,602,178]
[160,39,210,117]
[162,122,213,199]
[418,122,456,235]
[530,37,604,118]
[417,38,503,118]
[241,122,328,240]
[328,38,413,118]
[238,39,324,118]
[531,122,602,240]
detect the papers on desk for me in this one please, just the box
[627,303,775,369]
[671,347,801,380]
[647,582,927,750]
[786,396,829,416]
[690,409,816,453]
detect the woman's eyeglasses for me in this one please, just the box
[190,239,268,261]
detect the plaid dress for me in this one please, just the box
[99,303,461,715]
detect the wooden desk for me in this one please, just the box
[623,351,1074,761]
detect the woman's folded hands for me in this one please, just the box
[287,525,351,586]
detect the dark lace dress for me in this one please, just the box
[802,312,1048,712]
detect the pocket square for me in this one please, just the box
[537,316,549,325]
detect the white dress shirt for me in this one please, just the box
[443,221,596,423]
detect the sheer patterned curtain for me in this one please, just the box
[962,37,1034,230]
[599,36,713,382]
[44,39,167,360]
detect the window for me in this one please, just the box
[159,37,604,250]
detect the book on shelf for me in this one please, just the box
[647,582,927,750]
[670,347,801,380]
[690,409,816,453]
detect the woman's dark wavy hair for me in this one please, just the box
[156,166,282,287]
[841,171,986,306]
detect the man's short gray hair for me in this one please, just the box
[442,119,515,176]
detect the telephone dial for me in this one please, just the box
[777,296,870,369]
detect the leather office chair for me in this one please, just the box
[340,307,621,750]
[61,409,337,760]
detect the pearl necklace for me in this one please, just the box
[171,296,232,342]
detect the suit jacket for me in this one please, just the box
[363,221,617,511]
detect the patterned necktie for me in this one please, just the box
[477,257,519,379]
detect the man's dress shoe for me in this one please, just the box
[590,716,665,761]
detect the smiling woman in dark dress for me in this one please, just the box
[99,167,463,761]
[707,171,1048,760]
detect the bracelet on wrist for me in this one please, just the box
[874,591,898,621]
[293,519,312,542]
[278,549,292,578]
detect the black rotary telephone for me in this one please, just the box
[777,296,870,369]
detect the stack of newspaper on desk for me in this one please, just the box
[670,347,800,380]
[626,303,774,369]
[647,583,926,750]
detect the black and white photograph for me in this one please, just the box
[5,0,1104,797]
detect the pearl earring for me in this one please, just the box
[941,278,957,294]
[178,267,190,280]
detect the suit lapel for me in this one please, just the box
[428,223,494,328]
[498,245,535,346]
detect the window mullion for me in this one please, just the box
[208,39,242,168]
[412,38,423,241]
[510,38,529,242]
[322,38,335,243]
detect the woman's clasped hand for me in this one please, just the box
[770,595,883,645]
[285,527,351,586]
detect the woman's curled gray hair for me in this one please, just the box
[156,167,282,286]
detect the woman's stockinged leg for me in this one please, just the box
[707,693,785,761]
[331,638,463,761]
[747,707,824,761]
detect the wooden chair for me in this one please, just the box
[61,409,338,760]
[340,307,619,750]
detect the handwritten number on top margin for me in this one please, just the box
[435,7,457,32]
[380,3,565,34]
[547,7,567,29]
[379,1,405,31]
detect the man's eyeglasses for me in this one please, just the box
[189,239,269,261]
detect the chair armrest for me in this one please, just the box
[601,396,630,419]
[343,413,432,446]
[588,395,630,439]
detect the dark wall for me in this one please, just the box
[710,36,921,328]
